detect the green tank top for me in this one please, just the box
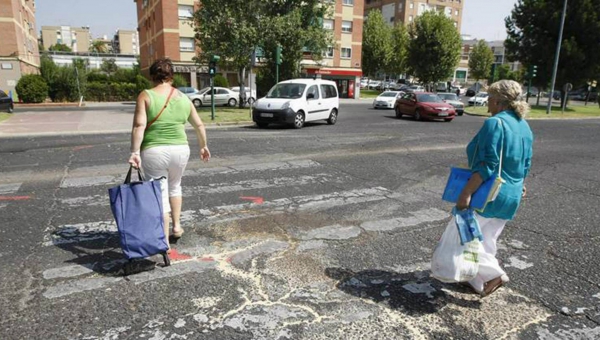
[141,89,191,150]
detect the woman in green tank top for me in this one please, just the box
[128,58,211,251]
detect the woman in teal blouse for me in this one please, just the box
[457,80,534,297]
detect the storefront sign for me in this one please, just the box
[306,68,362,77]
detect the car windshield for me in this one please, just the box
[476,93,488,98]
[198,87,211,94]
[417,94,444,103]
[266,84,307,99]
[438,94,458,101]
[380,92,398,97]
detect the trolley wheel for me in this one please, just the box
[163,252,171,267]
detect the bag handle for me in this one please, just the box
[470,117,505,176]
[145,87,175,130]
[124,165,145,184]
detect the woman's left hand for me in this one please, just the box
[456,193,471,211]
[128,153,142,168]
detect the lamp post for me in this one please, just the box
[209,55,220,121]
[546,0,568,114]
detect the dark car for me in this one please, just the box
[0,90,14,113]
[394,92,456,122]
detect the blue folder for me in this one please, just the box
[442,167,498,210]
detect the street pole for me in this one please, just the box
[210,77,215,121]
[546,0,568,114]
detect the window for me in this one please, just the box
[179,37,194,52]
[323,46,334,58]
[178,5,194,19]
[409,15,413,22]
[409,2,414,9]
[321,85,338,99]
[455,10,459,16]
[343,0,353,5]
[323,19,334,30]
[341,21,352,33]
[341,47,351,59]
[307,85,320,100]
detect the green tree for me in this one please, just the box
[90,40,108,53]
[172,74,188,88]
[48,43,72,52]
[406,11,461,88]
[469,40,494,83]
[16,74,48,103]
[362,10,393,78]
[213,74,229,88]
[101,58,118,76]
[385,24,409,77]
[505,0,600,100]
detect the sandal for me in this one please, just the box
[171,228,184,238]
[481,276,503,297]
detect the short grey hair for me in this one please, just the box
[487,80,530,118]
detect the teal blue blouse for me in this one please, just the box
[466,110,534,220]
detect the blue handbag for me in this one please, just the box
[108,166,170,272]
[442,119,505,210]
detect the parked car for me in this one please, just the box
[466,82,484,97]
[368,80,382,90]
[406,85,425,92]
[394,92,456,122]
[177,86,200,96]
[437,92,464,116]
[252,78,339,129]
[451,86,465,96]
[0,90,14,113]
[373,91,403,109]
[230,86,257,105]
[188,87,238,107]
[468,92,489,106]
[360,79,369,89]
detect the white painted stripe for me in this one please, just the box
[184,173,348,195]
[60,175,121,188]
[360,208,449,232]
[43,221,117,246]
[0,183,21,194]
[186,159,320,176]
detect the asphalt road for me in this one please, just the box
[1,102,599,339]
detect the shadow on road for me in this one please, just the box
[325,267,481,316]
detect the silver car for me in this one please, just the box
[188,87,238,107]
[437,92,464,116]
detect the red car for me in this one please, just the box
[394,91,456,122]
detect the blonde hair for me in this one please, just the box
[487,80,530,119]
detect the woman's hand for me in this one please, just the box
[200,147,211,162]
[522,185,527,198]
[128,152,142,168]
[456,193,471,211]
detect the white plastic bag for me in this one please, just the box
[430,217,483,283]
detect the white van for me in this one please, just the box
[252,79,339,129]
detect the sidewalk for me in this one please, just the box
[0,108,253,138]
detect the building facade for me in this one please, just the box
[302,0,364,99]
[0,0,40,98]
[41,26,92,53]
[364,0,463,31]
[113,30,140,55]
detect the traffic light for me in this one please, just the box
[530,65,538,78]
[208,55,220,77]
[275,45,282,65]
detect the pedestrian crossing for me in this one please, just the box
[1,153,551,339]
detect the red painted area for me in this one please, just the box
[239,196,264,204]
[200,257,215,262]
[0,196,31,201]
[168,249,192,261]
[225,257,232,263]
[305,68,363,76]
[73,145,94,151]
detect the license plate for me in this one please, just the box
[438,112,448,117]
[260,113,273,118]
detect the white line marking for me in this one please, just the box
[0,183,21,194]
[360,208,448,232]
[60,175,120,188]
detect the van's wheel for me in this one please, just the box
[395,106,402,118]
[228,98,237,107]
[256,122,268,128]
[8,104,14,113]
[293,112,305,129]
[327,109,338,125]
[414,109,422,121]
[193,99,202,108]
[247,97,255,106]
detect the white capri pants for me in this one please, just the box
[141,145,190,214]
[468,213,509,293]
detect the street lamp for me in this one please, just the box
[546,0,568,114]
[209,54,220,121]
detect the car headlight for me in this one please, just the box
[281,101,291,110]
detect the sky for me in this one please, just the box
[35,0,518,41]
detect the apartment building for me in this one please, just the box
[134,0,203,88]
[0,0,40,97]
[40,26,91,52]
[456,37,521,85]
[364,0,463,31]
[113,30,140,55]
[302,0,364,99]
